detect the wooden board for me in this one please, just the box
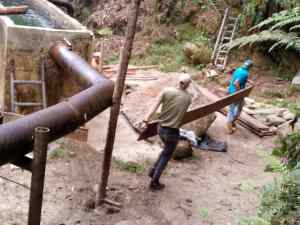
[138,86,253,140]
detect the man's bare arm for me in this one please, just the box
[234,79,240,91]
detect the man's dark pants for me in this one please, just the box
[151,126,180,184]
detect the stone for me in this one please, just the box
[114,220,136,225]
[282,111,295,121]
[292,71,300,85]
[172,139,193,160]
[266,115,286,126]
[244,97,255,105]
[182,113,217,137]
[206,69,218,78]
[254,108,286,116]
[183,42,212,65]
[243,107,256,115]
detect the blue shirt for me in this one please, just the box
[228,67,249,94]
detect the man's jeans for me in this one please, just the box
[227,100,244,122]
[151,126,180,183]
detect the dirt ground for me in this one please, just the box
[0,71,280,225]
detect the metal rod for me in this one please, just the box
[28,127,50,225]
[9,60,16,113]
[41,59,47,109]
[96,0,142,206]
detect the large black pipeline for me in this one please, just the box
[0,43,114,166]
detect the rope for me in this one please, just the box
[0,174,30,190]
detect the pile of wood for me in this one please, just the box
[198,86,277,137]
[220,110,277,137]
[91,52,158,80]
[101,65,158,81]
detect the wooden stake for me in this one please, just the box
[28,127,50,225]
[96,0,142,206]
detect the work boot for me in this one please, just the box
[149,181,165,191]
[226,122,234,134]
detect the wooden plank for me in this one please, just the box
[182,86,253,124]
[199,86,272,132]
[219,109,276,137]
[138,86,253,140]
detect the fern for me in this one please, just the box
[270,17,300,30]
[230,7,300,53]
[290,24,300,31]
[250,7,300,31]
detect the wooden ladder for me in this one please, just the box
[10,59,47,113]
[211,8,240,71]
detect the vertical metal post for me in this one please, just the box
[9,60,16,113]
[40,59,47,109]
[96,0,142,206]
[28,127,50,225]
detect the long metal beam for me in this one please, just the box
[0,43,114,166]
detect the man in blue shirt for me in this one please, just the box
[226,59,254,134]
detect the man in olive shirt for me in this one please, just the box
[144,74,192,191]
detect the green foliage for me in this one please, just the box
[241,131,300,225]
[115,160,144,174]
[49,146,67,160]
[267,99,300,117]
[131,23,211,72]
[95,28,113,37]
[273,132,300,169]
[242,169,300,225]
[239,216,271,225]
[199,207,209,218]
[230,7,300,53]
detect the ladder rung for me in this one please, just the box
[13,80,43,85]
[14,102,43,106]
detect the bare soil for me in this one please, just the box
[0,72,279,225]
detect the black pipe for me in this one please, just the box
[0,43,114,166]
[48,0,74,16]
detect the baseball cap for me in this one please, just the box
[179,74,191,84]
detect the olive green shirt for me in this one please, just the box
[158,87,192,129]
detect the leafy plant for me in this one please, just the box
[242,132,300,225]
[131,23,211,71]
[199,207,209,218]
[115,160,144,173]
[95,27,113,37]
[273,132,300,169]
[229,7,300,53]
